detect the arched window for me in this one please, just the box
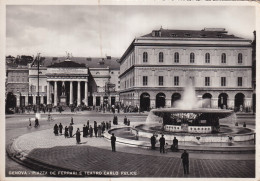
[221,53,226,63]
[205,53,210,63]
[238,53,243,64]
[190,52,195,63]
[143,52,148,62]
[159,52,164,62]
[174,52,179,63]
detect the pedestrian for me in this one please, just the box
[69,123,73,137]
[102,122,105,134]
[127,119,130,126]
[111,133,116,152]
[181,150,189,174]
[151,134,156,150]
[86,124,89,137]
[54,124,59,136]
[159,134,165,153]
[59,123,63,135]
[124,116,127,125]
[171,137,179,152]
[87,120,90,128]
[243,122,246,127]
[71,117,74,125]
[98,125,101,137]
[76,128,81,144]
[106,121,109,130]
[94,122,98,137]
[83,124,86,137]
[89,125,93,137]
[64,126,69,138]
[35,118,39,127]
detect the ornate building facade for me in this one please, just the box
[119,28,254,111]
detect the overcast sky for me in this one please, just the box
[6,5,255,58]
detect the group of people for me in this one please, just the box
[151,134,179,153]
[123,116,131,126]
[52,118,112,144]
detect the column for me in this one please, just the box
[93,95,96,106]
[101,96,103,106]
[84,81,88,106]
[33,95,36,105]
[54,81,57,106]
[228,98,234,110]
[77,81,81,106]
[40,96,44,104]
[16,94,20,107]
[25,95,28,106]
[70,81,73,105]
[47,81,50,104]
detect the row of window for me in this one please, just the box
[143,52,243,64]
[142,76,243,87]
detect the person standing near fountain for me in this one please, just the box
[159,135,165,153]
[111,133,116,152]
[76,128,81,144]
[151,134,156,150]
[181,150,189,174]
[171,137,179,152]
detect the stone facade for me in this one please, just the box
[119,28,254,111]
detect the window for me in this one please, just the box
[174,76,179,86]
[190,52,195,63]
[174,52,179,63]
[238,77,243,86]
[159,52,164,62]
[143,76,148,86]
[159,76,164,86]
[238,53,243,64]
[205,77,210,86]
[221,53,226,63]
[205,53,210,63]
[143,52,148,62]
[221,77,226,86]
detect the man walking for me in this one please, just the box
[159,134,165,153]
[181,150,189,174]
[150,134,156,150]
[68,123,73,137]
[111,133,116,152]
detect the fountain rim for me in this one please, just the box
[150,108,234,114]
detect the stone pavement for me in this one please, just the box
[8,124,255,178]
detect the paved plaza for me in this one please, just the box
[6,111,256,178]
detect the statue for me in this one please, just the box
[62,82,66,96]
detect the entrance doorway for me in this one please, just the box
[156,93,166,108]
[171,93,181,107]
[140,93,150,111]
[218,93,228,109]
[235,93,245,111]
[111,97,115,106]
[202,93,212,108]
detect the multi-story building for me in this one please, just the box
[119,28,254,112]
[6,65,29,107]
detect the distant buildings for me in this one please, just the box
[6,56,120,107]
[118,28,255,112]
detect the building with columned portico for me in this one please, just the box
[119,28,254,112]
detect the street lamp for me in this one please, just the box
[35,53,41,120]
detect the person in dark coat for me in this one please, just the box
[89,125,93,137]
[159,134,165,153]
[68,124,73,137]
[111,133,116,152]
[106,121,109,130]
[171,137,179,152]
[124,116,127,125]
[86,124,89,137]
[64,126,69,138]
[181,150,189,174]
[151,134,156,150]
[87,120,89,128]
[54,124,59,136]
[76,128,81,144]
[71,117,74,125]
[94,122,98,137]
[83,124,86,137]
[58,123,63,135]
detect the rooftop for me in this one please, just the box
[141,28,241,39]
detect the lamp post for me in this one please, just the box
[35,53,41,119]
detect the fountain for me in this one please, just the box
[106,78,255,151]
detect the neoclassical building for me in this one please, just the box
[119,28,254,111]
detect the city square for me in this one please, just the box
[3,4,258,180]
